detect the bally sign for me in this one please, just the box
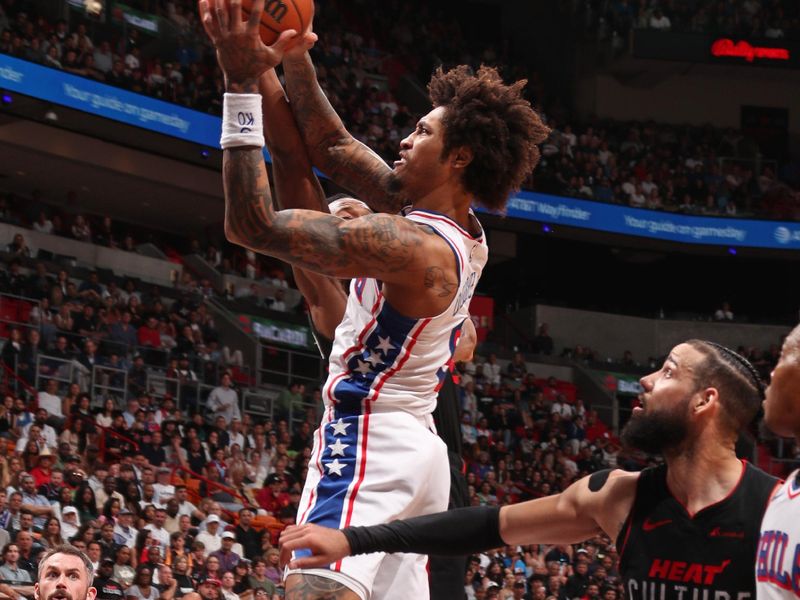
[711,38,790,63]
[633,30,799,69]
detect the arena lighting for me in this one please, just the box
[200,149,210,159]
[728,247,738,255]
[542,225,552,233]
[1,92,11,104]
[710,38,790,63]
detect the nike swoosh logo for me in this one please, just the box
[643,518,673,531]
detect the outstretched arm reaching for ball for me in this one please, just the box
[281,31,405,215]
[259,68,348,340]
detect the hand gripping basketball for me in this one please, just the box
[198,0,298,86]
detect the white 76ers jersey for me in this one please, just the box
[323,207,488,419]
[756,469,800,599]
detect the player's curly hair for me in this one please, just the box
[428,65,551,211]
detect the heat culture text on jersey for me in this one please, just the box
[618,463,779,600]
[627,559,754,600]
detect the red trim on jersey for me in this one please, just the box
[780,477,800,501]
[618,513,634,558]
[341,293,384,364]
[411,214,467,269]
[408,209,484,241]
[326,373,348,406]
[369,317,433,399]
[335,406,371,571]
[669,460,747,519]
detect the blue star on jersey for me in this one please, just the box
[332,302,420,414]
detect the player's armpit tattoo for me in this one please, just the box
[424,266,458,298]
[286,575,358,600]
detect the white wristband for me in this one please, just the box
[220,93,265,149]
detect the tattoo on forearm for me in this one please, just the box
[285,574,358,600]
[224,148,424,276]
[283,55,405,213]
[424,267,458,297]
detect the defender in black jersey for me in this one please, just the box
[280,341,780,600]
[619,461,775,600]
[257,68,477,600]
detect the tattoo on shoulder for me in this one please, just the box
[286,574,357,600]
[423,266,458,298]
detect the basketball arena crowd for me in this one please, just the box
[1,1,799,600]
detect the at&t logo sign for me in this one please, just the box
[774,227,800,244]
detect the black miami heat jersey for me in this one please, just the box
[617,461,778,600]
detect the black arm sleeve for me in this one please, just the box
[342,506,504,557]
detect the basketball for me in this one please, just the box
[241,0,312,46]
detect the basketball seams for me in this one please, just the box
[286,0,305,33]
[242,1,306,43]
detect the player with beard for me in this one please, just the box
[756,324,800,599]
[280,340,779,600]
[34,545,97,600]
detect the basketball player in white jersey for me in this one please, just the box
[199,2,549,598]
[757,323,800,599]
[258,64,477,600]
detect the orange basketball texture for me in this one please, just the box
[241,0,311,46]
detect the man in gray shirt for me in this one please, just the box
[0,542,34,600]
[19,474,52,529]
[206,373,240,424]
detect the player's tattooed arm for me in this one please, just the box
[223,148,439,282]
[282,52,405,214]
[285,574,360,600]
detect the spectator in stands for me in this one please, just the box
[714,301,735,321]
[37,380,65,426]
[6,232,30,257]
[1,327,23,373]
[76,339,102,385]
[0,542,34,595]
[0,259,26,292]
[127,565,159,600]
[16,328,40,385]
[207,374,240,425]
[71,215,92,243]
[19,472,53,528]
[74,304,99,339]
[210,531,241,573]
[32,210,53,234]
[79,271,105,302]
[26,262,53,299]
[649,9,672,30]
[274,382,304,422]
[138,316,163,363]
